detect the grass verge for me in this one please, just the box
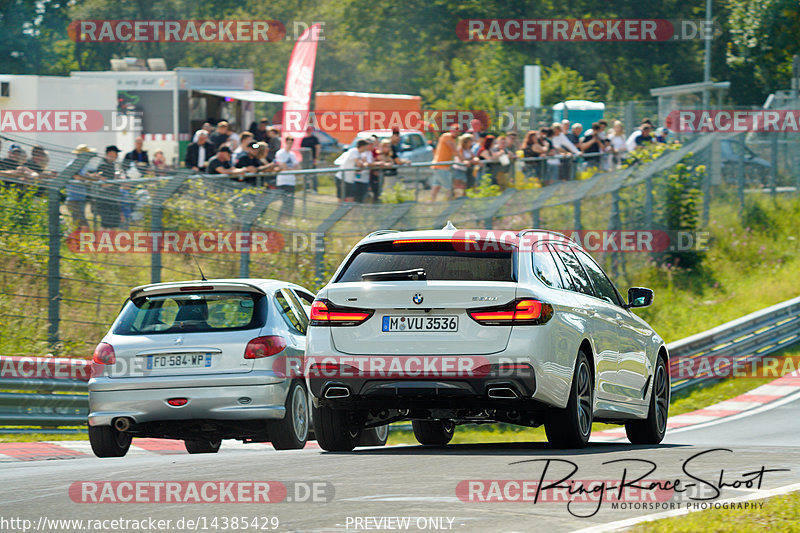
[627,491,800,533]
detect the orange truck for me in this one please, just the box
[313,91,422,144]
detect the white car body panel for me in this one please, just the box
[307,229,667,423]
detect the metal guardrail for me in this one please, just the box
[668,295,800,392]
[0,357,90,431]
[1,296,798,433]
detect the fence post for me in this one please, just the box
[531,208,540,228]
[609,190,621,278]
[573,199,582,231]
[738,139,746,211]
[795,139,800,195]
[483,189,516,229]
[702,146,711,226]
[314,204,353,283]
[150,175,189,284]
[47,185,62,347]
[300,147,312,219]
[238,192,280,278]
[414,166,421,201]
[624,101,637,138]
[48,155,92,347]
[771,135,779,198]
[645,175,654,228]
[150,204,163,283]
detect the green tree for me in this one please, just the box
[725,0,800,101]
[0,0,75,74]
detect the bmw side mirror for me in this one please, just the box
[627,287,654,309]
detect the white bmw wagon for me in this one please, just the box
[306,228,669,450]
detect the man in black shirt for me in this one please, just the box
[300,126,320,192]
[266,127,281,162]
[579,122,605,167]
[235,142,270,183]
[250,118,269,142]
[95,145,122,229]
[300,127,320,164]
[634,124,654,149]
[209,121,231,150]
[0,144,27,171]
[124,137,149,169]
[185,130,216,171]
[207,146,245,179]
[389,130,410,165]
[24,146,49,173]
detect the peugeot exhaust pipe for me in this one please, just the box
[114,417,133,432]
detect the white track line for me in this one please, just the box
[593,388,800,443]
[664,388,800,436]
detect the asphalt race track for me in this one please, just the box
[1,390,800,533]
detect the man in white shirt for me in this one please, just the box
[551,123,581,180]
[626,120,653,152]
[356,136,382,203]
[552,123,580,154]
[625,127,642,152]
[335,139,370,202]
[275,136,299,218]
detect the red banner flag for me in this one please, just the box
[281,24,321,159]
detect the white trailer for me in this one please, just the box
[70,68,287,166]
[0,74,127,162]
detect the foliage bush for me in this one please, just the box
[465,176,502,198]
[380,183,415,204]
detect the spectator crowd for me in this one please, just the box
[0,113,672,230]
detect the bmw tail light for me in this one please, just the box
[244,336,287,359]
[92,342,116,364]
[468,299,553,326]
[309,299,374,327]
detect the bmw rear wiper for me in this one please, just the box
[361,268,427,282]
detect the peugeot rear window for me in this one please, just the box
[335,242,514,283]
[112,291,266,335]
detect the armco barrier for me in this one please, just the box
[668,295,800,392]
[0,356,90,431]
[0,296,798,433]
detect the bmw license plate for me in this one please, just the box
[382,316,458,332]
[147,353,213,369]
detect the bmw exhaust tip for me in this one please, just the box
[324,386,351,399]
[487,387,519,399]
[113,417,133,432]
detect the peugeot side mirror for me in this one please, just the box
[627,287,654,309]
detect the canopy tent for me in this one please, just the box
[196,89,289,103]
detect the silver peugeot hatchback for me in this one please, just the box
[88,279,316,457]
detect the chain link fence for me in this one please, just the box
[1,130,799,357]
